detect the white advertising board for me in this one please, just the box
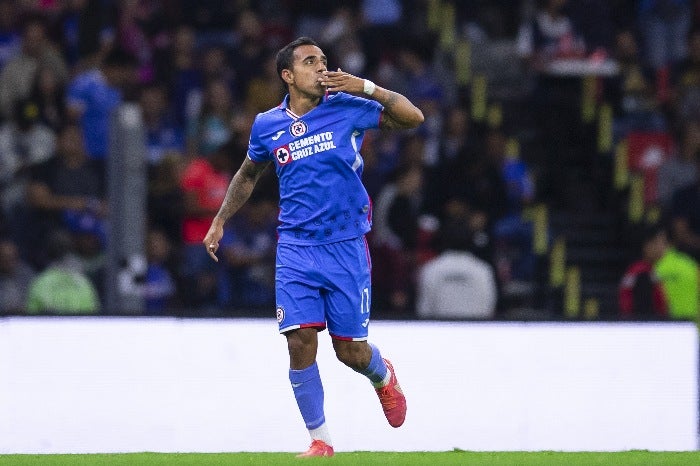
[0,318,696,453]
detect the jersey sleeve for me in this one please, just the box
[342,93,383,131]
[247,115,271,163]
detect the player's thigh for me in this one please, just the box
[276,243,326,334]
[321,237,372,341]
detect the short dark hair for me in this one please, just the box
[276,37,320,84]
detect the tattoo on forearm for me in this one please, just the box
[383,92,398,110]
[216,160,267,221]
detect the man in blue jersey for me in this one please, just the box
[203,37,424,458]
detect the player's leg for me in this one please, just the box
[285,328,333,457]
[276,243,333,456]
[333,339,406,428]
[321,237,407,427]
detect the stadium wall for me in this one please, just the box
[0,317,697,453]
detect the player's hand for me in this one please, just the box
[202,222,224,262]
[320,68,364,94]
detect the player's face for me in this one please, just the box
[289,44,328,97]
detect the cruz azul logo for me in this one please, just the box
[273,131,336,166]
[290,120,308,137]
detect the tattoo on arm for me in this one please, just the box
[378,91,411,130]
[216,158,269,221]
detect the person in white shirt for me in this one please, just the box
[417,221,497,320]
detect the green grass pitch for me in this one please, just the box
[2,451,700,465]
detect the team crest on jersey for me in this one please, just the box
[276,306,285,323]
[290,120,308,137]
[274,145,292,165]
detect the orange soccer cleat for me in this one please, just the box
[296,439,334,458]
[375,358,407,428]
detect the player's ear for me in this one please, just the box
[281,69,294,85]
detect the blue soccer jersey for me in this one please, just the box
[247,92,383,245]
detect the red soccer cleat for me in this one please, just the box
[296,439,334,458]
[375,358,407,428]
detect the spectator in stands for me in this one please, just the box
[609,29,667,137]
[371,161,423,313]
[671,28,700,122]
[217,198,277,310]
[654,228,699,321]
[147,152,184,244]
[0,0,21,69]
[0,237,35,314]
[0,99,56,233]
[416,217,498,320]
[28,66,67,132]
[669,152,700,262]
[66,47,138,165]
[140,82,185,166]
[186,78,235,157]
[0,14,68,120]
[638,0,692,70]
[26,229,99,314]
[243,54,286,116]
[618,224,669,320]
[228,10,268,102]
[487,130,537,282]
[160,25,200,127]
[143,228,177,315]
[25,124,106,268]
[179,139,235,308]
[516,0,586,72]
[657,120,700,209]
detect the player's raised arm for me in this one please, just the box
[320,69,424,130]
[202,157,270,261]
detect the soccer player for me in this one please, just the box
[203,37,424,457]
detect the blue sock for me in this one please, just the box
[289,362,326,430]
[357,343,388,386]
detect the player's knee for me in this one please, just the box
[333,340,370,370]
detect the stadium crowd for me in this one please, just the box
[0,0,698,321]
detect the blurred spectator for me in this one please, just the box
[218,199,277,309]
[516,0,586,72]
[671,28,700,122]
[25,124,105,268]
[669,153,700,262]
[179,141,234,308]
[618,224,669,320]
[416,218,498,320]
[656,121,699,208]
[0,0,21,69]
[359,0,403,73]
[638,0,692,70]
[0,14,68,120]
[243,54,286,116]
[228,10,267,102]
[159,24,200,126]
[371,162,423,313]
[0,237,35,314]
[0,99,55,230]
[147,152,184,243]
[140,82,185,166]
[26,229,99,314]
[654,230,699,321]
[28,65,67,131]
[143,228,177,315]
[186,77,234,156]
[488,130,537,282]
[66,46,138,164]
[609,29,667,137]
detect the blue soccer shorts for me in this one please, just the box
[275,236,372,340]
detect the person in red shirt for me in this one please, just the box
[619,224,669,320]
[179,143,235,308]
